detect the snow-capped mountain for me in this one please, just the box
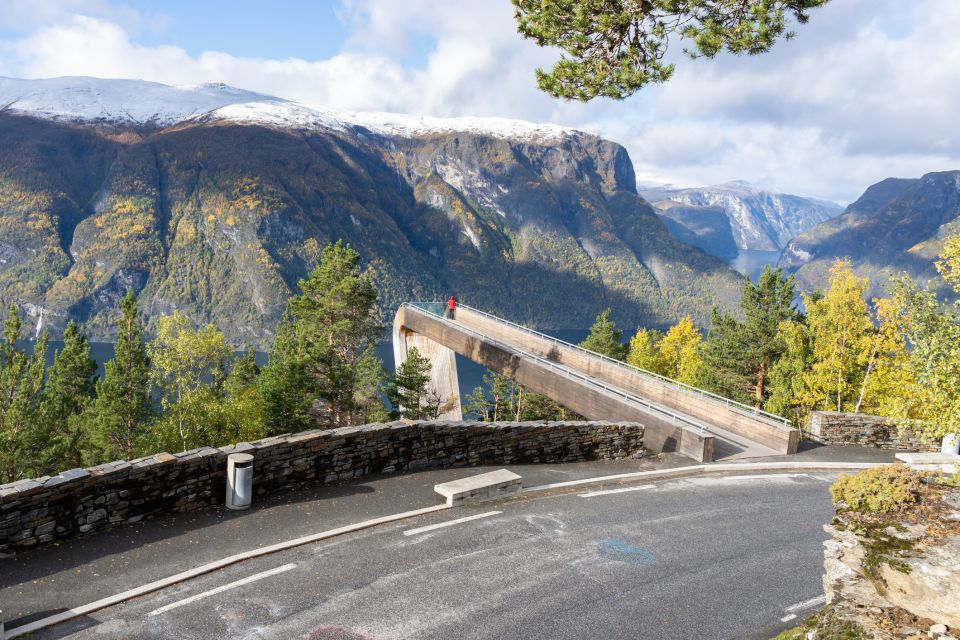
[640,181,842,253]
[0,76,741,344]
[0,76,575,141]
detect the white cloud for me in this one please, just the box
[0,0,957,202]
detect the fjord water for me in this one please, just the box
[732,250,782,279]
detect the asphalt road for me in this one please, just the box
[24,471,839,640]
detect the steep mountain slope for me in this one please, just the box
[0,77,743,346]
[640,181,841,254]
[780,171,960,297]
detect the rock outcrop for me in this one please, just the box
[821,486,960,638]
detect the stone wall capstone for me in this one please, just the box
[0,420,644,554]
[805,411,939,451]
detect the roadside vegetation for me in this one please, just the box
[2,232,959,481]
[0,241,441,482]
[567,234,960,446]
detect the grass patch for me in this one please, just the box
[771,606,868,640]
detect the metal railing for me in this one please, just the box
[402,302,713,436]
[408,301,792,429]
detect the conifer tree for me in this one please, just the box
[581,308,628,359]
[218,350,267,444]
[387,347,439,420]
[37,321,97,472]
[0,305,47,482]
[699,266,799,408]
[87,291,153,462]
[258,314,314,435]
[513,0,829,100]
[290,241,383,427]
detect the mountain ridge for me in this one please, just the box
[780,170,960,297]
[640,181,842,258]
[0,77,743,347]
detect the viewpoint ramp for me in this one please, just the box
[453,305,799,456]
[393,303,799,461]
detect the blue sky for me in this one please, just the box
[0,0,957,202]
[134,1,349,60]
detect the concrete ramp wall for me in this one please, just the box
[394,306,715,462]
[454,306,799,455]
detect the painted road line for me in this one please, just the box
[781,614,798,623]
[403,511,502,537]
[721,473,813,481]
[578,485,654,498]
[785,595,827,612]
[4,503,449,639]
[522,462,880,494]
[149,563,297,616]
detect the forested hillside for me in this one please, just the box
[0,78,744,346]
[781,171,960,298]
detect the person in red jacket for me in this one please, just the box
[446,295,457,320]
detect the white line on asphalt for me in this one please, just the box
[148,563,297,616]
[3,503,449,639]
[721,473,813,481]
[403,511,501,537]
[781,614,797,623]
[785,595,826,612]
[578,485,653,498]
[521,462,879,493]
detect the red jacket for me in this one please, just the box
[448,297,457,310]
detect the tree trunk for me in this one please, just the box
[754,362,766,411]
[854,340,879,414]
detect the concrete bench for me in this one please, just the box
[434,469,522,506]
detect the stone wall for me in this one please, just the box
[806,411,939,451]
[0,420,644,554]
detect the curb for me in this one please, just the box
[4,459,882,638]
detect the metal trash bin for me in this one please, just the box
[226,453,254,510]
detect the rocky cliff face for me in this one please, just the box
[0,77,742,346]
[780,171,960,298]
[640,181,841,255]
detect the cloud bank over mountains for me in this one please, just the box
[0,0,956,202]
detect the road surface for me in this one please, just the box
[23,471,839,640]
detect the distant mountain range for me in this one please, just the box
[0,76,743,346]
[640,182,842,261]
[780,171,960,297]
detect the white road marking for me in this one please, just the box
[522,462,878,494]
[785,595,826,612]
[148,563,297,616]
[403,511,501,537]
[578,485,653,498]
[780,614,797,622]
[3,503,449,639]
[721,473,813,481]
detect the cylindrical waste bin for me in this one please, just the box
[226,453,254,510]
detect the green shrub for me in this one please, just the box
[830,465,923,513]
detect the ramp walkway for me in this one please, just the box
[393,303,800,462]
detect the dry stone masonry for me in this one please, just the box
[806,411,939,452]
[0,420,645,554]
